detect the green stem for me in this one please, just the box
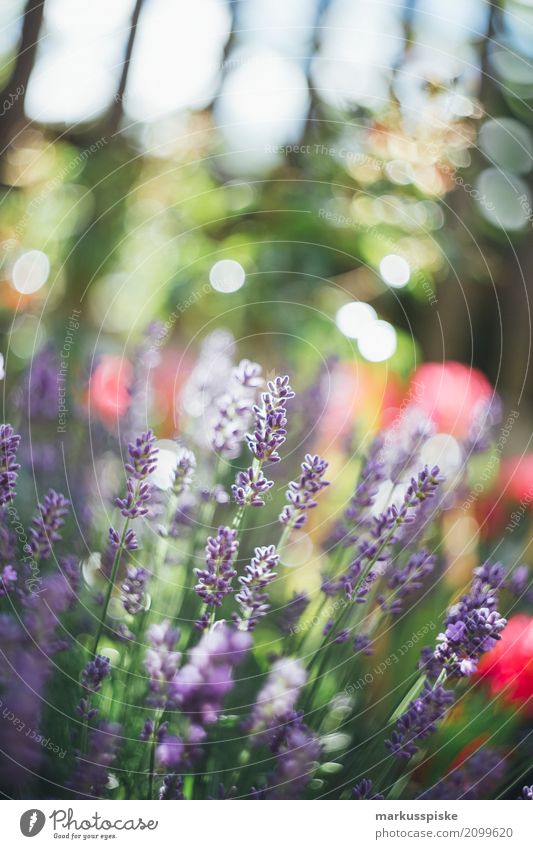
[147,710,164,800]
[92,519,131,657]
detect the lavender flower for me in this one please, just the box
[246,375,295,464]
[267,715,321,799]
[81,655,111,694]
[29,489,69,560]
[280,453,329,529]
[329,466,442,602]
[231,465,273,507]
[115,430,158,519]
[23,347,59,420]
[0,564,17,597]
[463,396,503,456]
[352,779,384,800]
[156,734,184,769]
[159,774,184,800]
[140,718,154,741]
[144,620,181,702]
[76,655,111,722]
[421,747,506,800]
[234,545,279,630]
[60,555,81,600]
[172,447,196,496]
[0,424,21,505]
[194,526,239,609]
[125,429,158,479]
[121,566,148,614]
[354,633,374,655]
[279,592,310,635]
[169,624,251,724]
[248,658,307,742]
[71,722,121,798]
[434,562,507,677]
[101,527,139,582]
[212,359,262,459]
[519,785,533,800]
[385,681,454,760]
[329,436,385,546]
[181,330,235,437]
[382,409,435,485]
[115,478,153,519]
[108,526,139,552]
[379,548,436,615]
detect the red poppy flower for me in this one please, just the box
[407,361,493,439]
[477,614,533,715]
[88,355,133,427]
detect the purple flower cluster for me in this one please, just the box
[159,773,184,800]
[352,779,384,800]
[29,489,69,560]
[279,453,329,529]
[169,624,251,724]
[194,526,239,609]
[463,396,503,456]
[231,465,273,507]
[78,655,111,721]
[71,722,121,798]
[379,548,436,615]
[246,375,295,464]
[121,566,148,615]
[234,545,279,630]
[433,562,507,678]
[421,747,506,800]
[279,591,310,634]
[385,681,455,760]
[144,620,181,702]
[0,424,20,505]
[212,359,262,459]
[116,430,158,519]
[172,447,196,496]
[0,564,17,597]
[125,429,159,479]
[156,734,184,769]
[108,526,139,552]
[248,658,307,742]
[327,466,442,602]
[329,437,385,546]
[267,715,321,799]
[81,655,111,694]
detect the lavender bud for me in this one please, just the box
[29,489,69,560]
[0,424,20,505]
[194,526,239,608]
[234,545,279,630]
[280,453,329,528]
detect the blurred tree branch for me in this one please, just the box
[0,0,45,155]
[106,0,145,137]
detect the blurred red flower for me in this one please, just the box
[475,455,533,537]
[407,361,493,438]
[88,355,133,427]
[500,455,533,504]
[320,361,402,441]
[477,614,533,715]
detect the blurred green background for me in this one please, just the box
[1,0,533,433]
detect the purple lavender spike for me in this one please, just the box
[280,453,329,528]
[0,424,21,506]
